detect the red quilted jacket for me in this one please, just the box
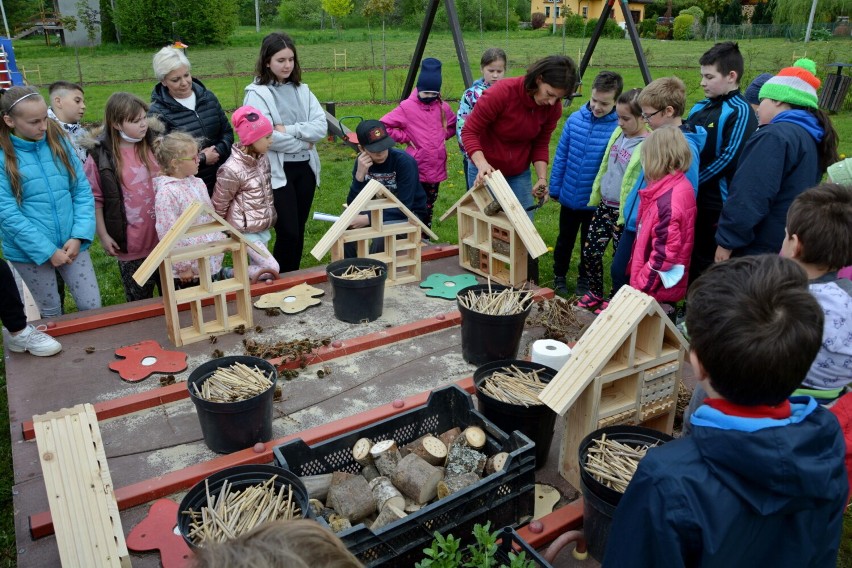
[630,170,696,303]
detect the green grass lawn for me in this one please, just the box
[1,26,851,567]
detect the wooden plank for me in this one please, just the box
[484,171,548,258]
[33,404,129,566]
[167,240,241,264]
[133,201,205,284]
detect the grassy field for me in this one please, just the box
[1,26,851,567]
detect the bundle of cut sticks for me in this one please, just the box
[458,285,534,316]
[193,362,273,403]
[337,264,383,280]
[183,476,302,545]
[584,434,659,493]
[479,365,547,407]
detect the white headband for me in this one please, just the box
[6,92,40,113]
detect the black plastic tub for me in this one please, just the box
[578,425,674,561]
[474,359,558,469]
[457,284,532,365]
[188,356,277,454]
[177,463,311,549]
[327,258,387,323]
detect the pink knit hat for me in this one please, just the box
[232,105,273,146]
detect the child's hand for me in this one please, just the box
[349,214,370,229]
[355,152,373,182]
[179,268,195,283]
[62,238,81,261]
[50,249,72,267]
[98,232,121,256]
[714,246,732,263]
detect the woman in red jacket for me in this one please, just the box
[461,55,577,214]
[630,126,696,315]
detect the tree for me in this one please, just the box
[238,0,278,26]
[322,0,354,32]
[750,0,773,25]
[363,0,394,100]
[76,0,100,46]
[771,0,846,24]
[720,0,742,25]
[113,0,236,46]
[277,0,323,28]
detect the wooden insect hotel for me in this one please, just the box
[310,179,438,286]
[440,171,547,287]
[133,201,271,347]
[538,286,689,488]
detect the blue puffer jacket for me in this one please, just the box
[548,103,617,210]
[0,134,94,265]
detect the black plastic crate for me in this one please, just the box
[273,385,536,567]
[494,526,553,567]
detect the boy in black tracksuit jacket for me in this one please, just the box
[686,42,757,284]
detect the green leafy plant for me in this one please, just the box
[416,522,538,568]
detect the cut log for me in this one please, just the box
[437,472,481,499]
[329,514,352,533]
[368,476,405,512]
[445,442,487,479]
[327,473,376,522]
[301,473,333,501]
[463,425,487,449]
[369,504,406,531]
[438,427,462,448]
[370,439,402,477]
[485,452,509,475]
[391,454,443,505]
[403,498,421,514]
[405,435,447,466]
[362,463,381,482]
[353,437,374,467]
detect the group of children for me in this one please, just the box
[0,80,283,356]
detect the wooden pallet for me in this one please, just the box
[33,404,130,567]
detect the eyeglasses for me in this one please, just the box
[641,109,663,121]
[178,154,200,162]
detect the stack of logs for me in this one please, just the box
[302,425,509,533]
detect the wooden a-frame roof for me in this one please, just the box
[440,170,548,259]
[310,179,438,260]
[538,285,689,415]
[132,201,270,285]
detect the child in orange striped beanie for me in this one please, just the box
[713,58,840,260]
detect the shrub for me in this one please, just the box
[655,23,671,40]
[679,6,703,23]
[673,13,694,40]
[531,12,546,29]
[638,17,657,38]
[586,17,624,39]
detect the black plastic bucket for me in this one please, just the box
[327,258,387,323]
[177,463,311,549]
[188,356,278,454]
[578,425,674,561]
[474,359,557,469]
[457,284,532,365]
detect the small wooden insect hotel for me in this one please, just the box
[440,171,547,287]
[132,201,271,347]
[538,286,689,488]
[310,179,438,286]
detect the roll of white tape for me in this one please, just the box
[530,339,572,371]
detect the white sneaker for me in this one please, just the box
[5,324,62,357]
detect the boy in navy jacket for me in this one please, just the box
[548,71,621,299]
[686,42,757,284]
[604,255,848,567]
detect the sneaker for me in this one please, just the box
[593,301,610,315]
[5,324,62,357]
[576,292,604,310]
[553,276,568,295]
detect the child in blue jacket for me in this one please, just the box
[548,71,621,299]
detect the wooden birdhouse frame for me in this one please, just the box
[440,171,547,287]
[310,179,438,286]
[538,286,689,488]
[132,201,271,347]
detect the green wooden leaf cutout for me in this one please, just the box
[419,273,479,299]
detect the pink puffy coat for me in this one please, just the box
[212,144,276,234]
[630,170,697,303]
[381,90,457,184]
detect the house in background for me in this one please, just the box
[531,0,652,27]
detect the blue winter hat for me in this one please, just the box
[417,58,442,93]
[744,72,773,106]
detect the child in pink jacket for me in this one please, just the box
[630,127,696,315]
[381,58,456,228]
